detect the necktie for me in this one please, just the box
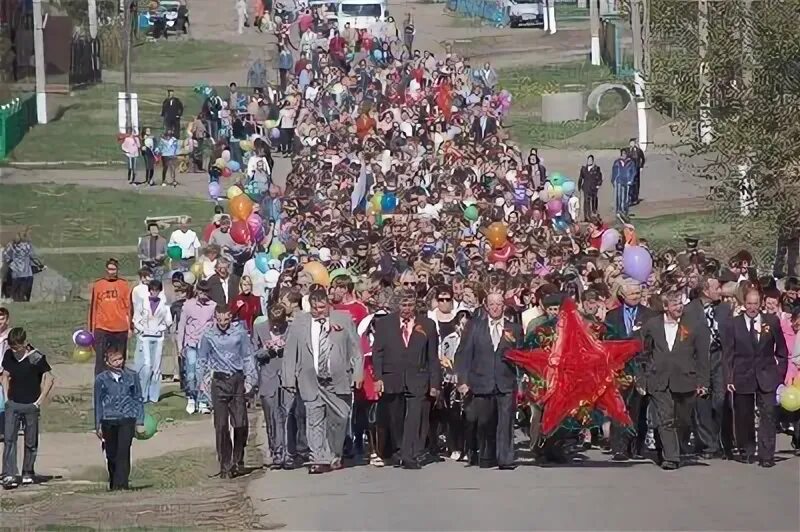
[401,319,411,347]
[748,316,759,347]
[317,318,331,379]
[625,306,636,335]
[491,320,502,350]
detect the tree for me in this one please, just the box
[646,0,800,265]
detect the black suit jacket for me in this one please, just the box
[605,303,655,373]
[577,164,603,193]
[641,314,710,393]
[721,313,788,393]
[372,313,441,395]
[455,317,523,395]
[683,298,731,355]
[470,116,497,142]
[207,273,240,306]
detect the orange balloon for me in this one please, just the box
[304,261,330,287]
[486,222,508,249]
[229,194,254,221]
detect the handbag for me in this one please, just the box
[31,257,45,274]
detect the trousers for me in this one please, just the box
[733,390,776,460]
[135,336,164,403]
[614,183,630,215]
[2,401,39,477]
[211,372,248,474]
[101,418,135,490]
[583,191,599,220]
[382,392,426,463]
[469,392,515,466]
[304,384,352,465]
[649,389,695,463]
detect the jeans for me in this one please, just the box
[3,401,40,477]
[135,335,164,403]
[183,346,209,404]
[614,182,630,215]
[126,156,138,182]
[101,418,136,490]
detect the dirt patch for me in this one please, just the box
[448,29,590,68]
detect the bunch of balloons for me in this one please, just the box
[72,329,94,362]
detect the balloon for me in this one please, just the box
[304,261,330,286]
[244,180,264,202]
[600,228,621,252]
[375,213,384,227]
[135,413,159,440]
[550,173,565,187]
[546,199,562,217]
[229,194,254,221]
[270,128,281,140]
[251,226,265,244]
[222,149,231,162]
[551,185,563,200]
[190,261,203,279]
[214,157,226,169]
[74,330,94,347]
[166,245,182,261]
[623,245,653,283]
[553,217,570,232]
[464,205,479,221]
[269,240,286,259]
[182,271,196,285]
[202,222,216,243]
[222,167,232,178]
[208,181,222,199]
[779,384,800,412]
[72,346,93,363]
[329,268,352,282]
[246,212,263,232]
[562,180,576,196]
[254,252,270,274]
[486,222,508,249]
[370,192,384,212]
[538,186,550,202]
[381,193,397,213]
[366,203,380,216]
[373,49,383,60]
[227,185,244,200]
[227,160,241,173]
[488,242,516,263]
[230,220,251,245]
[239,139,254,152]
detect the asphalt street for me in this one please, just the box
[248,435,800,531]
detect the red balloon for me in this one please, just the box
[489,242,516,263]
[230,220,251,245]
[222,167,232,178]
[202,222,216,243]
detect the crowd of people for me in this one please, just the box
[1,3,799,492]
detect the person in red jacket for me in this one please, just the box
[231,276,262,332]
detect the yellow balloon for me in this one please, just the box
[73,346,93,363]
[227,186,244,200]
[190,262,203,279]
[214,157,226,169]
[304,261,330,287]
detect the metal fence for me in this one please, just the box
[0,94,37,160]
[446,0,510,27]
[70,36,103,87]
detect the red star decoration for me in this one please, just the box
[506,298,641,435]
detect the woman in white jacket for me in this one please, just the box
[133,279,173,403]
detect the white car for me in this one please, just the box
[506,0,544,28]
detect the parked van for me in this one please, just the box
[337,0,387,31]
[505,0,544,28]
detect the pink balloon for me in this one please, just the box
[246,212,262,231]
[546,199,562,217]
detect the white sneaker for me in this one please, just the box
[449,451,461,461]
[186,398,196,414]
[198,402,211,414]
[21,475,34,485]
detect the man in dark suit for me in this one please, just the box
[605,279,655,461]
[721,288,788,467]
[641,291,709,470]
[684,275,733,458]
[470,111,497,143]
[207,256,240,306]
[372,289,441,469]
[627,138,645,205]
[577,155,603,221]
[456,292,523,469]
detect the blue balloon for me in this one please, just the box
[562,180,576,196]
[254,252,269,274]
[553,217,570,232]
[227,160,241,172]
[372,49,383,61]
[381,193,397,213]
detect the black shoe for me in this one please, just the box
[479,460,498,469]
[737,453,756,464]
[611,453,630,462]
[700,450,722,460]
[660,460,679,470]
[758,459,775,468]
[401,459,422,470]
[308,464,331,474]
[498,464,517,471]
[269,463,283,471]
[721,450,736,461]
[219,471,232,479]
[465,452,479,467]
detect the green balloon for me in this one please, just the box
[167,245,182,260]
[550,173,565,187]
[464,205,479,221]
[136,413,158,440]
[329,268,353,282]
[269,241,286,259]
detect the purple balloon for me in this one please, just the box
[546,199,562,216]
[75,330,94,347]
[600,228,621,252]
[623,245,653,283]
[208,181,222,199]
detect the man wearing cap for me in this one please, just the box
[372,289,441,469]
[178,280,217,414]
[282,289,363,474]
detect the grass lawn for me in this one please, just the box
[37,253,141,287]
[7,85,206,163]
[3,300,88,364]
[42,384,194,433]
[0,184,215,248]
[132,39,248,73]
[498,61,623,148]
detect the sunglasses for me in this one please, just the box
[402,281,417,286]
[438,297,452,302]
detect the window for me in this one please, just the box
[340,4,383,17]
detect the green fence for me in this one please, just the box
[0,95,37,161]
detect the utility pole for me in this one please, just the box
[32,0,47,124]
[590,0,601,66]
[543,0,550,32]
[630,0,647,151]
[547,0,557,34]
[122,0,132,131]
[698,0,712,144]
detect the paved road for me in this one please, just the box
[248,436,799,531]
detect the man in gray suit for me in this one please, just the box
[252,304,307,470]
[683,275,733,459]
[283,289,363,474]
[641,290,709,470]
